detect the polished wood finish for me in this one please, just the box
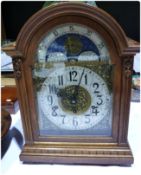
[3,2,140,165]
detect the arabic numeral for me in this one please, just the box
[87,30,92,36]
[58,75,64,85]
[69,25,74,31]
[60,115,66,124]
[91,106,99,115]
[52,106,58,116]
[47,95,53,105]
[53,30,59,36]
[93,83,100,93]
[97,94,103,105]
[85,115,90,124]
[84,74,88,85]
[97,42,105,50]
[48,84,58,94]
[73,117,78,127]
[69,71,78,82]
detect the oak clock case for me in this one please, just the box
[5,3,139,165]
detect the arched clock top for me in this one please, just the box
[15,2,138,61]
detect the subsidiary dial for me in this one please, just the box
[37,23,110,62]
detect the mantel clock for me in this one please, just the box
[3,3,139,165]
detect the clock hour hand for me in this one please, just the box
[57,88,78,114]
[57,88,73,100]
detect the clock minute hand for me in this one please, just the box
[57,88,73,101]
[75,68,85,95]
[72,68,85,113]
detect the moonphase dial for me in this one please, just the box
[37,23,110,62]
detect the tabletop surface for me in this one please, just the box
[1,102,141,175]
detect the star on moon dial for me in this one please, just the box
[38,66,110,130]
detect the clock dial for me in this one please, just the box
[37,23,110,62]
[35,65,112,132]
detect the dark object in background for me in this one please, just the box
[96,1,140,42]
[1,108,12,139]
[1,109,23,158]
[1,1,140,42]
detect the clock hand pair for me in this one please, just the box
[57,69,85,114]
[57,88,74,101]
[57,87,78,114]
[72,68,85,113]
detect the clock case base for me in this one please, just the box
[20,143,133,166]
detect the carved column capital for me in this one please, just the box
[13,57,22,79]
[123,57,133,78]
